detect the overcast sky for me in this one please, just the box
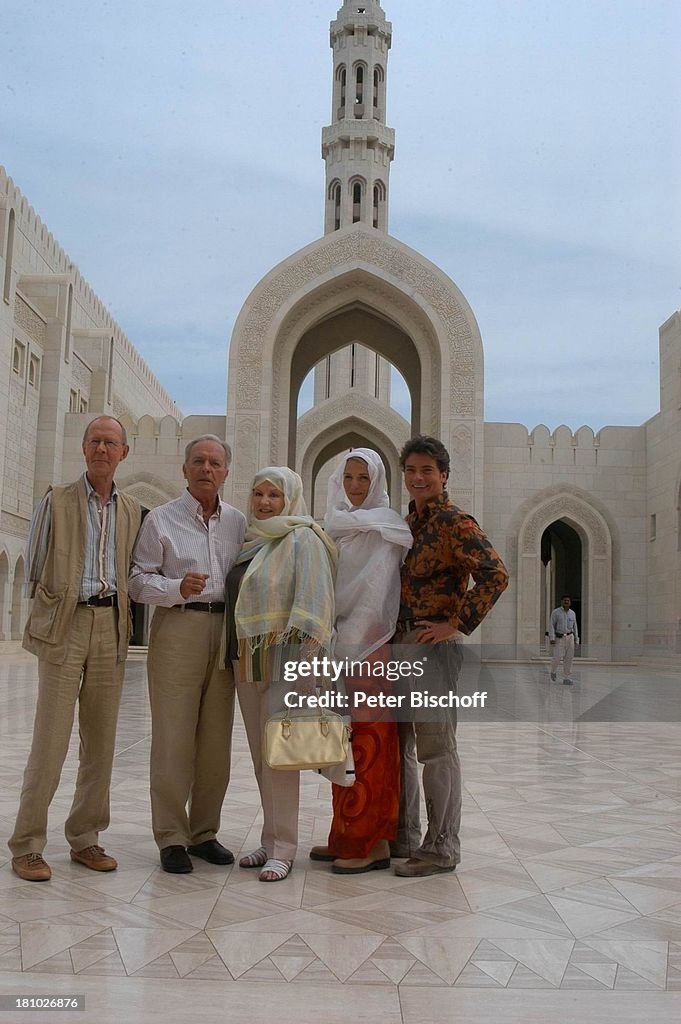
[3,0,680,430]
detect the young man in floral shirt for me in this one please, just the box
[392,435,509,877]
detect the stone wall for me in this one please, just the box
[482,422,647,654]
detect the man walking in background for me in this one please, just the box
[549,594,579,685]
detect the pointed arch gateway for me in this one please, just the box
[514,488,614,654]
[225,227,484,516]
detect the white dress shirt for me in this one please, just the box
[129,489,246,606]
[549,606,579,643]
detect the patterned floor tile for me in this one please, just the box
[2,652,681,1003]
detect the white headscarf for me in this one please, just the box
[325,449,412,660]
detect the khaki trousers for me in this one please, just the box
[147,607,235,849]
[394,630,463,868]
[9,605,125,857]
[235,677,300,862]
[550,635,575,677]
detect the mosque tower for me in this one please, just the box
[322,1,395,234]
[312,1,396,413]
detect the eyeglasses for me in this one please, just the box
[85,439,124,450]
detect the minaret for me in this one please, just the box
[322,1,395,234]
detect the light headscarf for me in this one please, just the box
[234,467,337,653]
[325,449,412,660]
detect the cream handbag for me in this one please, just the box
[263,708,351,771]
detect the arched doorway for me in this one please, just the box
[541,521,583,642]
[515,488,614,656]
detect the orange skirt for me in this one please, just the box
[326,646,400,859]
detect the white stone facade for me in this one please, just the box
[1,0,679,657]
[0,168,181,640]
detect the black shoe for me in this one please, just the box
[187,839,234,865]
[160,845,193,873]
[563,678,573,686]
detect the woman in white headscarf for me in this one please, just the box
[310,448,413,874]
[224,467,337,882]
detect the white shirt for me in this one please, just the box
[129,489,246,606]
[549,606,579,643]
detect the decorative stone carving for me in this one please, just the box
[297,391,409,450]
[14,293,46,345]
[449,423,473,491]
[522,497,609,556]
[231,230,482,463]
[234,416,260,500]
[0,511,30,539]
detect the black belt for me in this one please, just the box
[181,602,225,614]
[82,594,117,608]
[555,632,573,638]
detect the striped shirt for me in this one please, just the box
[549,607,579,643]
[129,489,246,606]
[26,473,118,600]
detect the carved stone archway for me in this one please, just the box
[118,471,182,510]
[297,392,409,514]
[226,226,484,517]
[515,489,614,654]
[299,415,404,517]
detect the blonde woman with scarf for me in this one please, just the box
[224,467,336,882]
[310,449,413,874]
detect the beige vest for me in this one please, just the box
[23,478,141,664]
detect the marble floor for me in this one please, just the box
[1,652,681,1022]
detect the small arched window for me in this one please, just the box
[352,182,362,223]
[372,180,386,229]
[355,65,364,106]
[334,184,342,231]
[336,65,347,117]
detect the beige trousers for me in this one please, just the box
[235,677,300,862]
[147,607,235,849]
[550,635,575,677]
[9,605,125,857]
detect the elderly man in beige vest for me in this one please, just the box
[9,416,141,881]
[129,435,246,874]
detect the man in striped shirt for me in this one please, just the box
[129,435,246,874]
[9,416,141,882]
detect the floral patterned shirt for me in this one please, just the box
[400,493,509,635]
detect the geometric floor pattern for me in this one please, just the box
[1,650,681,1019]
